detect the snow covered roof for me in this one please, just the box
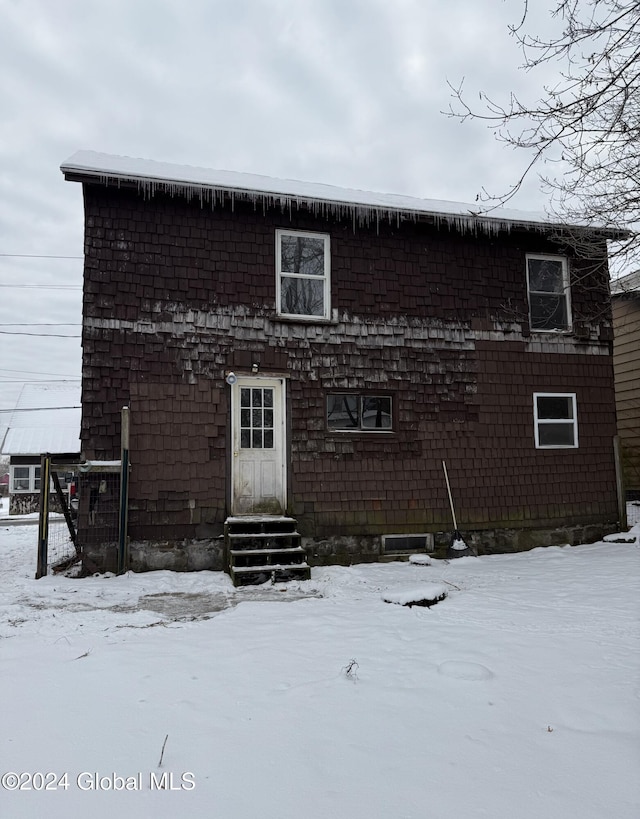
[611,270,640,295]
[2,427,81,456]
[1,383,81,456]
[62,150,584,236]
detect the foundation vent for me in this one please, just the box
[382,533,434,554]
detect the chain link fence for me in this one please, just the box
[36,458,125,577]
[36,408,130,578]
[36,457,81,577]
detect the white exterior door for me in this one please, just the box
[231,377,287,515]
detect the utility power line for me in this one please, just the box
[0,368,79,377]
[0,330,81,338]
[0,284,81,290]
[0,380,80,384]
[0,406,81,413]
[0,253,83,259]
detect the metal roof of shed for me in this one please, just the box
[1,383,81,456]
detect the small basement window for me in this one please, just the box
[533,393,578,448]
[276,229,331,320]
[382,534,434,554]
[327,394,393,431]
[526,255,571,331]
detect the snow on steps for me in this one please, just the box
[225,516,311,587]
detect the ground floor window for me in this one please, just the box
[533,393,578,448]
[327,394,393,431]
[11,464,41,492]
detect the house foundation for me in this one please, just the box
[80,520,618,574]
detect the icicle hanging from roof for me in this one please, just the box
[64,150,571,237]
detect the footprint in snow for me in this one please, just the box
[437,660,493,681]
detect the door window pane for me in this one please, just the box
[240,387,275,449]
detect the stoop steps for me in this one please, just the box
[225,516,311,587]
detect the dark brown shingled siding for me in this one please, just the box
[79,184,617,541]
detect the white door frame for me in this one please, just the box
[230,376,287,515]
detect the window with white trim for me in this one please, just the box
[327,394,393,431]
[526,255,571,331]
[11,465,41,492]
[276,229,330,319]
[533,393,578,448]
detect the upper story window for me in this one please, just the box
[533,393,578,448]
[276,229,330,320]
[526,255,571,331]
[327,394,393,432]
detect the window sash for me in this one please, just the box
[527,255,571,331]
[327,394,393,431]
[533,393,578,448]
[11,465,40,492]
[12,466,31,492]
[276,230,330,319]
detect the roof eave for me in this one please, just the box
[60,159,623,239]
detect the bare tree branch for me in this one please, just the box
[446,0,640,270]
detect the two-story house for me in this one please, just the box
[61,151,621,579]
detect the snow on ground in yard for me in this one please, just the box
[1,519,639,819]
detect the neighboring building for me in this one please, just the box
[612,271,640,499]
[0,383,81,514]
[61,150,621,575]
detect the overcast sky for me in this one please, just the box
[0,0,564,438]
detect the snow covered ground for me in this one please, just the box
[1,514,639,819]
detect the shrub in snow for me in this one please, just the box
[343,659,359,681]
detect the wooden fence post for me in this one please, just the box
[36,454,51,579]
[613,435,627,530]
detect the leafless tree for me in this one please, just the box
[447,1,640,272]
